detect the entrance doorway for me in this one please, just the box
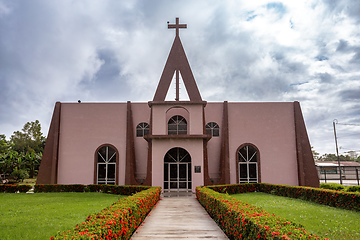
[164,147,191,191]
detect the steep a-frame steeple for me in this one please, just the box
[153,18,202,102]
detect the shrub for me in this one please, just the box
[10,169,29,182]
[319,183,345,191]
[99,185,151,195]
[209,183,360,212]
[51,187,161,240]
[0,184,32,193]
[208,183,258,194]
[35,184,151,195]
[258,183,360,211]
[346,185,360,193]
[87,184,103,192]
[34,184,86,193]
[196,186,324,239]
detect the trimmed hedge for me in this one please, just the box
[34,184,151,195]
[35,184,86,193]
[51,186,161,240]
[319,183,345,191]
[87,184,150,195]
[196,186,323,239]
[346,185,360,193]
[0,184,32,193]
[208,183,360,211]
[208,183,258,194]
[319,183,360,193]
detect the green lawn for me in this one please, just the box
[0,192,124,240]
[232,192,360,240]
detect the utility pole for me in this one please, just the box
[333,119,342,185]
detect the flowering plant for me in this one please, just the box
[196,186,326,239]
[88,184,151,195]
[51,186,161,240]
[0,184,32,193]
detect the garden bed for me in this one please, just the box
[0,192,122,240]
[208,183,360,211]
[51,185,161,239]
[197,183,360,239]
[1,184,161,240]
[233,192,360,239]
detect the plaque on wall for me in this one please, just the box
[194,166,201,173]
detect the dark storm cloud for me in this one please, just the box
[316,72,333,83]
[95,49,120,81]
[335,39,360,65]
[350,50,360,64]
[339,89,360,101]
[323,0,360,23]
[336,39,350,52]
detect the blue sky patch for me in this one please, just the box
[266,2,287,17]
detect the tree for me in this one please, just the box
[10,120,46,153]
[318,153,336,161]
[24,151,42,178]
[0,150,18,175]
[318,153,352,161]
[0,120,46,181]
[0,134,11,154]
[311,146,320,161]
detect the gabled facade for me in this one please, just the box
[37,18,319,191]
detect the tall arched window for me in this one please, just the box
[96,145,117,184]
[238,145,258,183]
[168,115,187,135]
[206,122,219,136]
[136,122,149,137]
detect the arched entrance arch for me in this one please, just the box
[164,147,191,191]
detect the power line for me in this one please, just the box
[336,123,360,126]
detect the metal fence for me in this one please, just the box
[317,166,360,185]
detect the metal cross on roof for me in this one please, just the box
[168,17,187,37]
[153,17,202,102]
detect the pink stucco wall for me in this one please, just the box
[151,103,205,192]
[151,139,204,192]
[152,103,204,135]
[227,102,298,185]
[131,103,151,182]
[55,101,300,188]
[204,103,223,181]
[204,102,298,185]
[57,103,128,185]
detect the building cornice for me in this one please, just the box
[144,134,211,141]
[148,101,207,107]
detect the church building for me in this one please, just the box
[37,18,319,191]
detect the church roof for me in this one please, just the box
[153,18,202,102]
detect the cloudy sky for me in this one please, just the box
[0,0,359,155]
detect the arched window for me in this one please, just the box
[238,145,258,183]
[96,145,117,184]
[168,115,187,135]
[206,122,219,136]
[136,122,149,137]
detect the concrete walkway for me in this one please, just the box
[131,193,229,239]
